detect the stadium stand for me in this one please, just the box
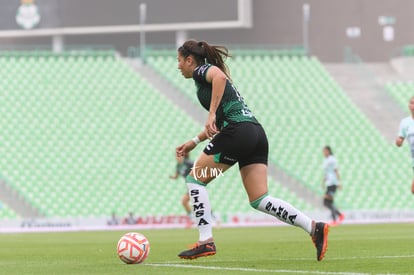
[384,81,414,112]
[0,50,313,219]
[402,45,414,56]
[0,200,18,219]
[147,50,414,211]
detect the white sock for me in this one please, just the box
[256,195,313,234]
[187,183,213,242]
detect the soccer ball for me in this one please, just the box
[117,232,150,264]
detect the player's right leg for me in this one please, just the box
[178,152,231,260]
[241,163,329,261]
[337,208,345,224]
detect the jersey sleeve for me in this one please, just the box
[332,158,338,170]
[327,157,337,170]
[398,119,406,138]
[193,64,211,84]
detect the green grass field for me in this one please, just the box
[0,224,413,275]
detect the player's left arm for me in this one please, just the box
[396,136,404,147]
[335,168,342,190]
[396,121,405,147]
[205,66,227,138]
[169,171,179,179]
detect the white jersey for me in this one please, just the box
[323,155,338,186]
[398,116,414,167]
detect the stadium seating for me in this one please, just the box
[2,49,412,220]
[0,50,313,220]
[0,201,18,219]
[384,81,414,112]
[0,51,196,217]
[402,45,414,56]
[147,51,414,211]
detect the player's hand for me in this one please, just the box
[205,113,218,138]
[176,140,196,157]
[169,175,178,179]
[337,183,343,190]
[396,137,404,147]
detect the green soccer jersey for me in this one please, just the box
[193,64,258,129]
[176,158,194,178]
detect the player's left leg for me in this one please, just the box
[241,163,329,261]
[241,163,314,232]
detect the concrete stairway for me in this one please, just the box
[323,63,407,143]
[0,180,42,218]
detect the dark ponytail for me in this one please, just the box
[324,145,333,155]
[178,39,231,79]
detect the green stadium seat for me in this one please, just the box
[0,200,18,219]
[0,51,209,218]
[147,50,414,211]
[384,81,414,112]
[4,48,412,219]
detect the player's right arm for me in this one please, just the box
[176,130,209,157]
[335,168,342,190]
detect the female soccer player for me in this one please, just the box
[322,146,344,225]
[170,152,194,217]
[175,39,329,261]
[396,96,414,194]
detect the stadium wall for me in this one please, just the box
[1,211,414,233]
[1,0,414,61]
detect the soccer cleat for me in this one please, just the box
[178,242,216,259]
[328,220,338,227]
[311,222,329,261]
[338,213,345,223]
